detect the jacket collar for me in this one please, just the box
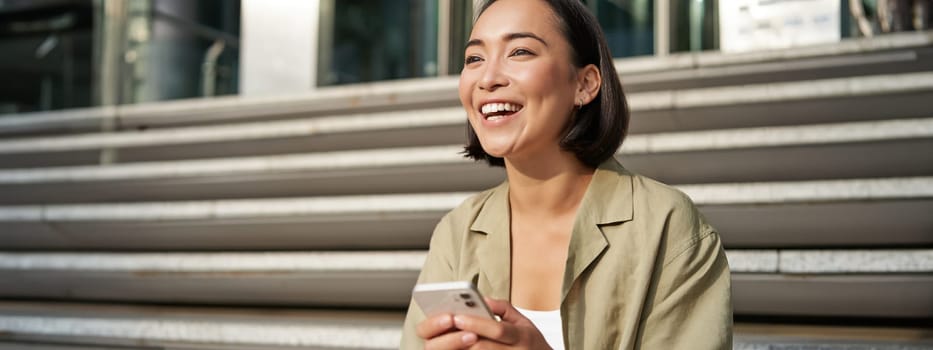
[470,181,511,299]
[575,158,633,225]
[469,158,634,301]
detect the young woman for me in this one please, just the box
[401,0,732,348]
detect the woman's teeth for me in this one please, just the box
[481,102,521,120]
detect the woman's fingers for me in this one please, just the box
[484,297,529,323]
[484,297,510,315]
[454,314,520,345]
[420,299,544,348]
[416,314,456,340]
[424,330,479,350]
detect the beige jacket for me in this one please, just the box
[401,159,732,349]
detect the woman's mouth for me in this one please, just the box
[480,102,523,121]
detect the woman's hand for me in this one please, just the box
[416,313,477,349]
[417,297,552,349]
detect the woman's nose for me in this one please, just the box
[478,60,508,91]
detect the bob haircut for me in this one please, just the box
[463,0,630,168]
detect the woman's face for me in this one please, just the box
[459,0,582,162]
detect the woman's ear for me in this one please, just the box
[575,64,601,106]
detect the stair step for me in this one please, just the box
[734,274,933,318]
[1,71,931,168]
[622,48,933,92]
[0,251,423,308]
[725,249,933,273]
[0,76,463,137]
[0,177,929,249]
[618,30,933,74]
[0,118,929,203]
[0,343,138,350]
[623,117,933,183]
[0,107,468,168]
[0,301,402,350]
[0,250,928,316]
[733,322,933,349]
[1,300,929,350]
[0,249,927,274]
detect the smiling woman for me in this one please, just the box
[401,0,732,349]
[460,0,627,169]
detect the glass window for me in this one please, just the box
[125,0,240,104]
[0,0,239,113]
[445,0,474,75]
[0,1,95,113]
[845,0,931,38]
[671,0,718,52]
[588,0,655,57]
[318,0,439,86]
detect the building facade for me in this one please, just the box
[2,0,916,113]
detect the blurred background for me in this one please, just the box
[0,0,930,349]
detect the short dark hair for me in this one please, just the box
[463,0,630,168]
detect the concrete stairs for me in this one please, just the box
[0,31,931,349]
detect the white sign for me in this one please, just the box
[719,0,841,53]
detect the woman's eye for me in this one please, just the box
[510,48,533,56]
[465,55,482,64]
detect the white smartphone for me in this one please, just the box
[412,281,496,320]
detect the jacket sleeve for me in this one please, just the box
[636,213,733,349]
[400,214,457,349]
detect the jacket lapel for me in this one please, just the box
[469,182,512,300]
[562,159,634,301]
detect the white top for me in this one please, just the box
[514,306,565,350]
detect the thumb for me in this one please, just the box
[484,297,528,323]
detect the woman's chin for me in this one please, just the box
[478,144,514,159]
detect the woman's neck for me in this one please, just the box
[504,151,595,217]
